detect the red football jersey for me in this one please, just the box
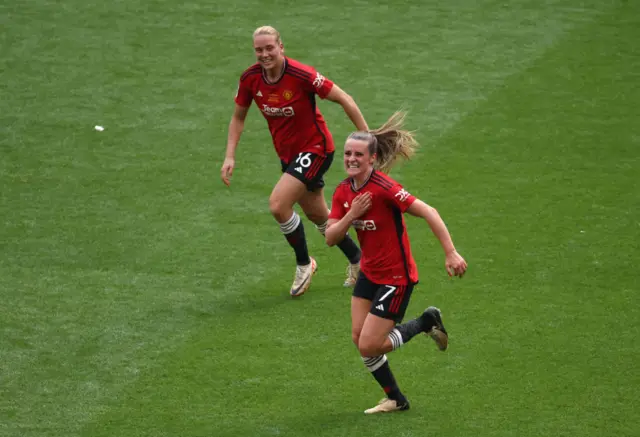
[329,171,419,286]
[235,57,335,164]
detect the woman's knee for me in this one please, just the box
[299,193,329,225]
[304,211,328,225]
[268,194,292,222]
[351,330,361,347]
[358,335,384,357]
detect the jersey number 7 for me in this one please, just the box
[379,285,397,302]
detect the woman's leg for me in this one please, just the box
[354,282,448,413]
[268,173,316,296]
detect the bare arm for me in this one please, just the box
[326,215,353,246]
[406,199,467,277]
[325,84,368,131]
[225,104,250,159]
[406,199,456,254]
[221,104,250,186]
[326,193,372,246]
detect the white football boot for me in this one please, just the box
[290,257,317,297]
[364,398,410,414]
[343,262,360,287]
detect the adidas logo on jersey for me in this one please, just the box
[295,167,303,173]
[256,90,263,97]
[376,304,384,311]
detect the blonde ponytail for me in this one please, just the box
[347,111,418,173]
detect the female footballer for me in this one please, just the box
[325,112,468,413]
[221,26,367,297]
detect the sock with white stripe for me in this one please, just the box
[280,212,310,266]
[315,220,361,264]
[362,355,406,403]
[315,221,328,235]
[389,312,436,351]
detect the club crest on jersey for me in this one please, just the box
[352,219,376,231]
[261,105,295,117]
[283,90,294,100]
[313,72,325,89]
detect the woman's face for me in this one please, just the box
[344,138,375,178]
[253,35,284,70]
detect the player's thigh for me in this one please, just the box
[351,296,371,346]
[358,281,413,353]
[359,313,396,355]
[269,173,308,214]
[351,272,377,345]
[298,187,330,225]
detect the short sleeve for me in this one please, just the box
[386,184,416,213]
[329,186,346,220]
[234,79,253,107]
[307,68,334,99]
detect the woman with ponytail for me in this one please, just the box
[326,111,468,414]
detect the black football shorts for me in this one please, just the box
[281,152,334,192]
[352,271,415,323]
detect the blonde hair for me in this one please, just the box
[253,26,282,44]
[348,111,418,173]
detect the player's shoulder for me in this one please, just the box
[240,63,262,82]
[285,57,315,80]
[333,178,351,193]
[369,171,398,191]
[337,178,351,188]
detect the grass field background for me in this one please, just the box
[1,1,639,436]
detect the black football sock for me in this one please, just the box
[337,234,361,264]
[362,355,406,403]
[388,311,437,350]
[279,212,310,266]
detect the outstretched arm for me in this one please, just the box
[406,199,467,277]
[325,84,368,131]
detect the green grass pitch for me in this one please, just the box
[1,1,639,436]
